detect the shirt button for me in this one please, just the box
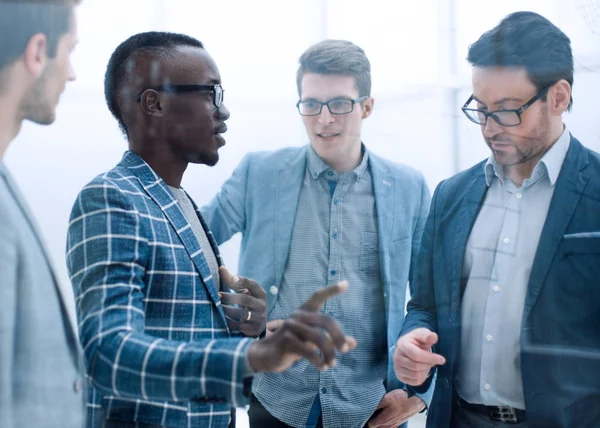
[333,199,339,205]
[332,232,338,239]
[330,270,337,276]
[484,383,492,391]
[321,387,328,394]
[312,172,318,178]
[516,193,523,199]
[503,237,510,244]
[492,285,500,292]
[269,285,278,295]
[327,171,333,176]
[486,335,493,342]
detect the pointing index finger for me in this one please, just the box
[299,281,348,312]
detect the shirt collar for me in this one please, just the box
[306,144,369,180]
[484,159,502,187]
[484,125,570,187]
[538,126,570,186]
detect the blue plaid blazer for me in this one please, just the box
[66,151,252,428]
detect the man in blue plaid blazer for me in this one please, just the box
[66,32,355,428]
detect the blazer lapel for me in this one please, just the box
[122,152,228,327]
[274,147,307,287]
[370,154,395,314]
[188,194,224,267]
[450,168,488,304]
[523,137,590,321]
[0,164,80,356]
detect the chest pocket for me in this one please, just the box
[561,236,600,254]
[360,231,381,275]
[553,236,600,331]
[558,237,600,296]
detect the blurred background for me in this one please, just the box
[5,0,600,426]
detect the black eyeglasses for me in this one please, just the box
[296,96,367,116]
[461,83,555,127]
[136,84,224,107]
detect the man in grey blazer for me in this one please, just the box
[202,40,432,428]
[0,1,84,427]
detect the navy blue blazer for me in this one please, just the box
[402,136,600,428]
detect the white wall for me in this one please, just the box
[9,0,599,278]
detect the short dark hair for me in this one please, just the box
[468,11,574,111]
[0,0,80,71]
[296,39,371,97]
[104,31,204,136]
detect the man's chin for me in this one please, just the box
[311,139,340,155]
[492,152,524,167]
[205,157,219,167]
[192,152,219,167]
[27,109,57,126]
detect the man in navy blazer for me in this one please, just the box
[394,11,600,428]
[202,40,431,428]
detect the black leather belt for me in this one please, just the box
[457,396,527,424]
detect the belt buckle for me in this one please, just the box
[489,406,519,424]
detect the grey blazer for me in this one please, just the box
[0,160,84,428]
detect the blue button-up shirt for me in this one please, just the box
[252,146,388,428]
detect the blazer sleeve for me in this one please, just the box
[408,173,432,295]
[402,180,445,398]
[66,181,253,407]
[201,154,252,245]
[402,180,445,336]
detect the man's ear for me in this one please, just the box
[549,79,571,115]
[23,33,49,78]
[140,90,163,117]
[362,97,374,119]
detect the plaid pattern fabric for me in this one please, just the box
[66,151,252,428]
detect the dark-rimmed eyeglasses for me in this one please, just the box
[461,83,555,127]
[296,96,367,116]
[136,84,224,107]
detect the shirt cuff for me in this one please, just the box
[243,350,256,378]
